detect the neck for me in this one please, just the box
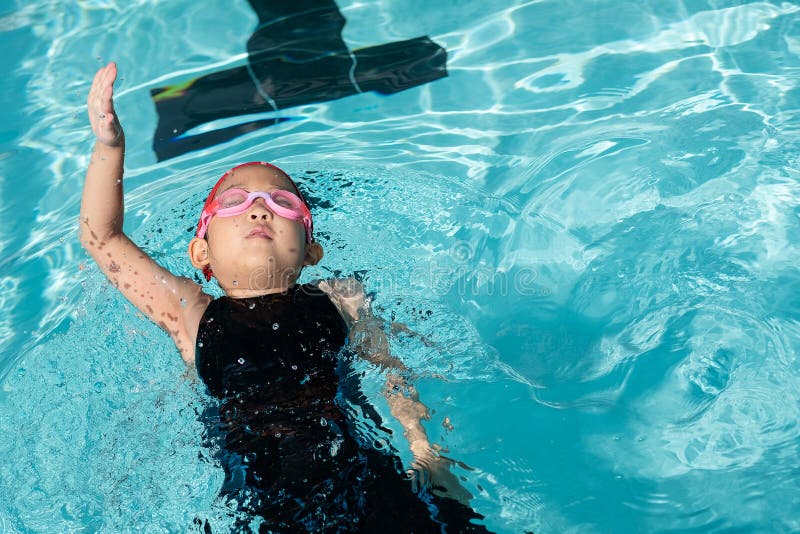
[217,265,303,298]
[224,283,297,298]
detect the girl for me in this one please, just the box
[80,62,488,532]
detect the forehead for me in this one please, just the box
[216,165,295,195]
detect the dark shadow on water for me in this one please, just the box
[151,0,448,161]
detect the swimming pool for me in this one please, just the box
[2,0,800,531]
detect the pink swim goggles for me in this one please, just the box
[195,162,314,281]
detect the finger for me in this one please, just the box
[101,82,115,113]
[94,64,108,100]
[100,62,116,92]
[91,65,109,112]
[94,66,117,116]
[92,65,104,85]
[97,62,111,87]
[105,62,118,90]
[91,64,106,90]
[89,67,102,97]
[88,65,104,107]
[106,61,117,82]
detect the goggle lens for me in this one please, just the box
[215,189,304,218]
[198,188,312,241]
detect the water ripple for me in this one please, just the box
[5,0,800,531]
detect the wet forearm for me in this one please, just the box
[385,378,431,446]
[79,140,125,245]
[343,295,434,449]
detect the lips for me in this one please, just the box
[246,226,274,239]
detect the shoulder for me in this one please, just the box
[314,278,369,328]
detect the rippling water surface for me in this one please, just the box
[2,0,800,532]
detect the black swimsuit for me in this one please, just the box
[195,283,489,532]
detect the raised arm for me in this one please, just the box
[80,62,210,364]
[320,278,473,504]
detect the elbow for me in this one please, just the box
[78,217,119,253]
[78,218,100,252]
[78,219,92,251]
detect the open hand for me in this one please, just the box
[87,62,124,146]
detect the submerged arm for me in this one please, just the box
[347,314,431,446]
[321,279,472,504]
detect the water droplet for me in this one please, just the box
[275,432,282,438]
[248,302,256,309]
[198,342,204,348]
[180,298,187,307]
[208,317,214,322]
[232,280,239,286]
[173,129,178,134]
[272,323,279,330]
[237,357,245,365]
[291,364,298,371]
[320,417,328,427]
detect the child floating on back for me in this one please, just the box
[80,62,488,531]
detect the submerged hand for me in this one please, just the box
[87,62,124,146]
[410,440,474,506]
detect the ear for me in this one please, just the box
[303,242,324,266]
[188,237,211,270]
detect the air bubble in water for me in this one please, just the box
[237,357,245,365]
[291,364,298,371]
[249,302,256,309]
[272,323,279,330]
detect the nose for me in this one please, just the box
[248,196,274,220]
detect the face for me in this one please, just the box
[188,165,322,295]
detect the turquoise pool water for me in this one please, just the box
[2,0,800,531]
